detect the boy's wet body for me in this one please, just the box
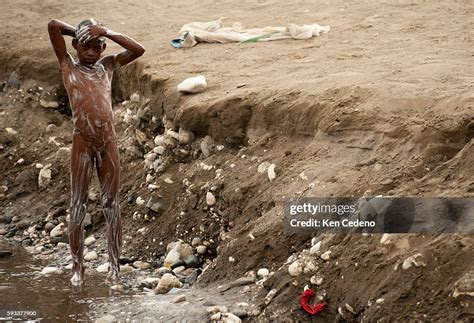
[48,18,145,286]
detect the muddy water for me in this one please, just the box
[0,240,247,322]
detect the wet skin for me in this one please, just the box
[48,19,145,286]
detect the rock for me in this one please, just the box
[136,196,145,205]
[38,166,52,188]
[267,164,277,181]
[207,305,228,314]
[173,294,187,303]
[402,253,426,270]
[154,135,166,146]
[380,233,393,244]
[218,277,257,292]
[96,263,109,273]
[220,313,242,323]
[231,308,248,319]
[84,236,96,246]
[288,260,303,276]
[153,145,165,154]
[183,254,199,268]
[110,284,124,291]
[164,244,181,266]
[146,196,165,212]
[44,222,55,232]
[4,71,21,90]
[375,298,385,304]
[257,268,269,279]
[184,269,200,285]
[200,136,213,157]
[453,271,474,298]
[179,243,193,259]
[196,245,207,255]
[321,250,332,261]
[95,314,116,323]
[49,223,65,238]
[191,237,201,247]
[40,99,59,109]
[120,264,134,273]
[310,275,323,285]
[130,92,140,103]
[84,251,98,261]
[133,261,152,270]
[177,75,207,94]
[206,192,216,206]
[171,260,186,269]
[154,273,182,294]
[210,312,222,321]
[56,147,71,159]
[257,161,271,174]
[310,241,322,255]
[41,266,63,275]
[178,128,195,144]
[264,289,277,305]
[126,145,142,158]
[45,124,57,133]
[173,266,186,275]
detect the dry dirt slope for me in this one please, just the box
[1,0,473,321]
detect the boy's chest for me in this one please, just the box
[63,63,112,96]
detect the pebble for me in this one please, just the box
[310,241,322,255]
[206,192,216,206]
[84,236,96,246]
[173,294,187,303]
[453,271,474,298]
[310,275,323,285]
[49,223,64,238]
[179,243,194,259]
[45,124,57,133]
[402,253,426,270]
[288,260,303,276]
[191,237,201,247]
[154,273,182,294]
[267,164,277,181]
[133,261,151,270]
[207,306,228,314]
[178,128,195,144]
[376,298,385,304]
[196,245,207,255]
[120,264,134,273]
[38,166,52,188]
[136,196,145,205]
[146,196,165,212]
[96,263,109,273]
[39,99,59,109]
[321,250,332,261]
[84,251,98,261]
[172,266,186,275]
[264,289,277,305]
[257,268,269,279]
[41,266,63,275]
[5,128,18,135]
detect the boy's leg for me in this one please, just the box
[69,133,93,286]
[97,141,122,283]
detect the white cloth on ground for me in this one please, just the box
[177,18,330,48]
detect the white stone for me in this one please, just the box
[38,167,52,188]
[50,223,64,238]
[153,146,165,154]
[196,245,207,255]
[288,260,303,276]
[173,294,187,303]
[178,128,195,144]
[257,161,271,174]
[206,192,216,206]
[310,241,321,255]
[310,275,323,285]
[136,197,145,205]
[321,251,332,261]
[41,266,63,275]
[402,253,426,270]
[376,298,385,304]
[133,261,151,269]
[267,164,277,181]
[5,127,18,135]
[154,135,166,146]
[96,263,109,273]
[177,75,207,94]
[84,251,98,261]
[257,268,269,279]
[84,236,96,246]
[154,273,182,294]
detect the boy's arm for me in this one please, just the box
[79,25,145,66]
[48,19,76,64]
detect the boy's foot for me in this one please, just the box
[70,271,84,286]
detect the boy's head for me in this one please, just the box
[72,18,106,66]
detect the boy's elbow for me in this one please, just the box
[48,19,59,30]
[137,45,145,57]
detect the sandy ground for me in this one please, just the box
[1,0,474,321]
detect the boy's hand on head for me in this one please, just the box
[77,25,107,43]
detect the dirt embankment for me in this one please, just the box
[1,0,474,321]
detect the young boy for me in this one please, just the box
[48,18,145,285]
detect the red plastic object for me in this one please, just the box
[300,289,326,315]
